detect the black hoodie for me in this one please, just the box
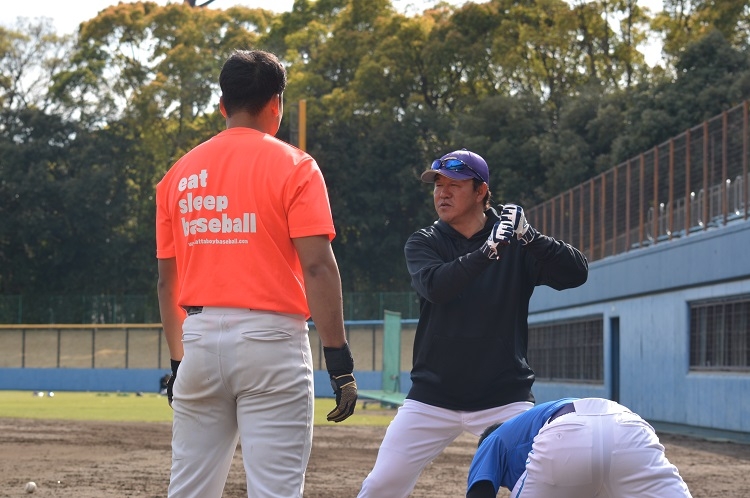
[404,207,589,411]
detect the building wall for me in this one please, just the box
[529,220,750,433]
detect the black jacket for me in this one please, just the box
[404,207,588,411]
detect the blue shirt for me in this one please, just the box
[467,398,579,493]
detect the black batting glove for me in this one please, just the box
[324,343,357,423]
[167,359,180,408]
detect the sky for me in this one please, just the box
[0,0,664,65]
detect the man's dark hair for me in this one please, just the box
[472,178,492,209]
[478,422,503,448]
[219,49,287,117]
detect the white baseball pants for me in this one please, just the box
[358,398,533,498]
[511,398,693,498]
[168,307,314,498]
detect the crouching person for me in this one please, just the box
[467,398,692,498]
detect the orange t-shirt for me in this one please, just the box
[155,127,335,317]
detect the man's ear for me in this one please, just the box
[270,94,281,117]
[219,96,227,118]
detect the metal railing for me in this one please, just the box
[527,101,750,263]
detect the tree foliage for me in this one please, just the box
[1,0,749,299]
[653,0,750,60]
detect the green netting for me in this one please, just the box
[0,292,419,324]
[343,292,419,321]
[0,294,162,324]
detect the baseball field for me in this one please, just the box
[1,391,748,497]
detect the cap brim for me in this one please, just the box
[420,169,476,183]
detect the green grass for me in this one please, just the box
[0,390,396,426]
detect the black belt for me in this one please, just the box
[184,306,203,316]
[548,402,576,423]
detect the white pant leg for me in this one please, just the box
[358,400,532,498]
[512,410,598,498]
[607,411,692,498]
[228,311,313,498]
[357,400,464,498]
[169,308,313,498]
[169,309,241,498]
[512,399,692,498]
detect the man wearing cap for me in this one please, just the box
[358,149,589,498]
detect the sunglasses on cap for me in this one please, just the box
[431,157,485,182]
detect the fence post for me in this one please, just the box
[568,190,574,246]
[625,159,631,251]
[703,121,709,230]
[589,179,595,257]
[744,101,748,220]
[579,184,584,253]
[612,166,618,254]
[669,138,675,240]
[653,145,659,245]
[600,175,606,259]
[639,154,645,246]
[722,110,728,225]
[685,128,692,236]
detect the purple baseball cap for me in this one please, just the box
[420,149,490,186]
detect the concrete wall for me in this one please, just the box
[0,368,170,394]
[0,367,413,398]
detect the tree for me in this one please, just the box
[446,93,549,205]
[53,1,269,134]
[0,108,144,294]
[0,19,71,112]
[573,0,648,88]
[610,30,750,162]
[312,104,432,291]
[50,2,272,288]
[653,0,750,60]
[2,0,749,301]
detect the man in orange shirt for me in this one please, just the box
[156,49,357,498]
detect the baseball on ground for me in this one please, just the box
[24,481,37,493]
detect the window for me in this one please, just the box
[690,296,750,371]
[528,316,603,383]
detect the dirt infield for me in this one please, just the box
[1,414,749,497]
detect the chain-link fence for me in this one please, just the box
[0,292,420,324]
[0,295,162,324]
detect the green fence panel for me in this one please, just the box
[382,310,402,393]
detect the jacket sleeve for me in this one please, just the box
[523,233,589,290]
[404,231,493,304]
